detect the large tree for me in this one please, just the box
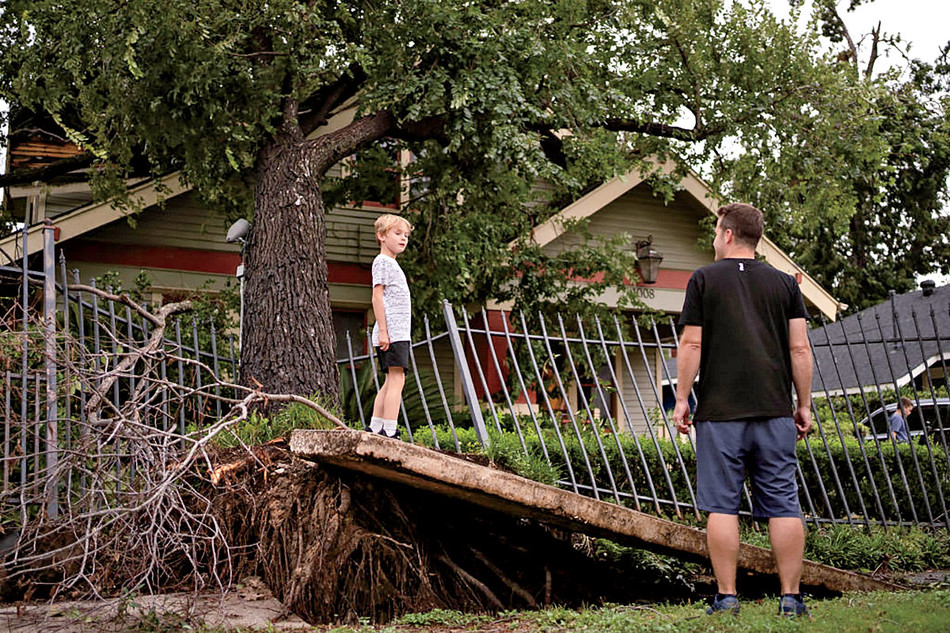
[0,0,853,401]
[716,0,950,311]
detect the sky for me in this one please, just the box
[764,0,948,68]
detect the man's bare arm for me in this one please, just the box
[673,325,702,434]
[789,317,813,438]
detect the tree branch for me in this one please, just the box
[310,110,449,174]
[391,114,450,144]
[825,0,859,73]
[84,300,193,421]
[865,22,881,79]
[310,110,396,174]
[601,118,720,141]
[298,63,368,137]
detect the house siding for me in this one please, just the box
[71,191,383,266]
[616,346,665,435]
[84,192,234,252]
[543,184,712,273]
[326,207,381,264]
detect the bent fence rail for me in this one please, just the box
[2,224,949,533]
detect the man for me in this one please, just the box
[889,397,914,443]
[672,203,814,618]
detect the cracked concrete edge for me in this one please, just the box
[289,429,905,594]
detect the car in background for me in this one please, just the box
[860,398,950,446]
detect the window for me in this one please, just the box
[333,310,367,359]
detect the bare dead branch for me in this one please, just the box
[2,305,350,600]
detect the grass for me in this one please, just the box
[48,588,950,632]
[307,589,950,632]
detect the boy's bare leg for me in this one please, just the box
[769,516,805,595]
[381,368,405,421]
[372,380,388,419]
[707,512,740,595]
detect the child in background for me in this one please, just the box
[369,214,413,438]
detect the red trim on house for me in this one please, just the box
[642,269,693,289]
[65,240,241,275]
[63,239,373,284]
[569,268,693,290]
[327,263,372,285]
[470,310,511,398]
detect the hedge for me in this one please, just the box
[408,416,949,525]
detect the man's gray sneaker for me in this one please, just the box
[778,594,810,617]
[706,594,740,615]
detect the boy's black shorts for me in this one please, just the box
[376,340,411,374]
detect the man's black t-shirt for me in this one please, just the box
[678,258,808,421]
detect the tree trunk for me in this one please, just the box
[241,134,340,405]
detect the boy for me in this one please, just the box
[889,397,914,443]
[369,214,413,438]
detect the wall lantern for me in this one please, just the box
[636,235,663,284]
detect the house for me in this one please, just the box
[807,280,950,397]
[2,110,841,434]
[467,160,842,429]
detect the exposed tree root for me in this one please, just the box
[217,454,696,624]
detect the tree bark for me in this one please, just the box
[238,103,438,403]
[241,126,340,405]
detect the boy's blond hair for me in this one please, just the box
[374,214,413,244]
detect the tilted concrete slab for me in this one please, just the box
[290,430,903,594]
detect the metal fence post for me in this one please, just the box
[442,300,490,447]
[42,220,59,518]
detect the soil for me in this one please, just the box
[0,576,310,632]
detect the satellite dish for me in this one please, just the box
[226,218,251,243]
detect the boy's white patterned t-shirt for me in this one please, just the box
[371,254,412,345]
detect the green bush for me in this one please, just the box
[801,524,950,572]
[799,435,950,524]
[211,398,344,447]
[411,415,697,517]
[340,359,463,430]
[410,415,948,527]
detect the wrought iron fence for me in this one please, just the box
[2,223,949,533]
[0,224,239,527]
[337,304,950,531]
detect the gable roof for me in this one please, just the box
[0,173,190,259]
[529,158,842,320]
[808,282,950,396]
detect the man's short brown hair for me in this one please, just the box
[717,203,764,249]
[900,397,914,410]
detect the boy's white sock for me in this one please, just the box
[383,418,398,438]
[370,416,384,434]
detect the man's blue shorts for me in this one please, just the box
[695,417,801,519]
